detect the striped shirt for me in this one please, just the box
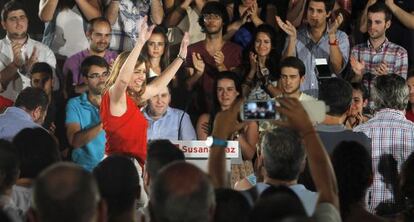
[354,109,414,214]
[351,38,408,79]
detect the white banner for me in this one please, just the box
[170,140,239,159]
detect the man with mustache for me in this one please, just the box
[65,56,109,171]
[63,17,117,99]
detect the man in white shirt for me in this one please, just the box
[0,0,57,102]
[279,57,316,101]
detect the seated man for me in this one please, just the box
[143,82,196,141]
[66,56,108,171]
[62,17,117,98]
[279,56,317,101]
[28,162,106,222]
[0,0,57,102]
[0,87,48,141]
[351,2,408,84]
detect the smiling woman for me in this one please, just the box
[100,17,189,167]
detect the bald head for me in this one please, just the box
[32,162,101,222]
[150,162,215,222]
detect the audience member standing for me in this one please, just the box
[354,74,414,215]
[277,0,350,97]
[66,56,108,171]
[360,0,414,67]
[351,2,408,84]
[185,1,242,115]
[100,18,189,167]
[0,0,57,102]
[39,0,102,57]
[62,17,117,98]
[104,0,164,52]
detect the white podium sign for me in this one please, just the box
[170,140,239,159]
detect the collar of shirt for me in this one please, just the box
[367,38,389,53]
[79,92,99,110]
[316,123,347,132]
[3,107,33,122]
[5,34,31,47]
[374,108,406,120]
[303,24,330,44]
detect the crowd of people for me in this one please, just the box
[0,0,414,221]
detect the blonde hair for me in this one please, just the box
[104,51,148,106]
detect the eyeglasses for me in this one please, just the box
[87,71,109,79]
[148,41,166,47]
[203,14,221,21]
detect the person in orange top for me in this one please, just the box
[100,16,189,167]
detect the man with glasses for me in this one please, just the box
[66,56,109,171]
[63,17,117,99]
[185,1,242,115]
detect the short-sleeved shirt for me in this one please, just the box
[186,40,242,113]
[288,26,350,97]
[62,49,118,85]
[0,36,57,101]
[66,93,106,171]
[144,107,196,141]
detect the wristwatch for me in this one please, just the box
[206,136,228,148]
[329,38,339,46]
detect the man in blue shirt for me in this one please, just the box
[0,87,49,141]
[144,84,196,141]
[276,0,350,97]
[66,56,108,171]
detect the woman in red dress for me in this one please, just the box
[100,17,189,166]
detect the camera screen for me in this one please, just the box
[242,100,279,120]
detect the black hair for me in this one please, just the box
[1,0,27,22]
[80,55,109,77]
[307,0,335,13]
[208,71,243,135]
[12,128,60,179]
[368,1,392,22]
[14,87,49,111]
[93,155,140,220]
[146,140,185,179]
[280,57,306,77]
[214,188,250,222]
[198,1,229,35]
[0,140,19,193]
[30,62,53,79]
[247,24,281,80]
[351,82,369,101]
[249,185,307,222]
[318,78,353,116]
[331,141,372,221]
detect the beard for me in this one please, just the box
[91,42,109,53]
[8,31,27,40]
[205,26,222,35]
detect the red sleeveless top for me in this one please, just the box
[100,92,148,165]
